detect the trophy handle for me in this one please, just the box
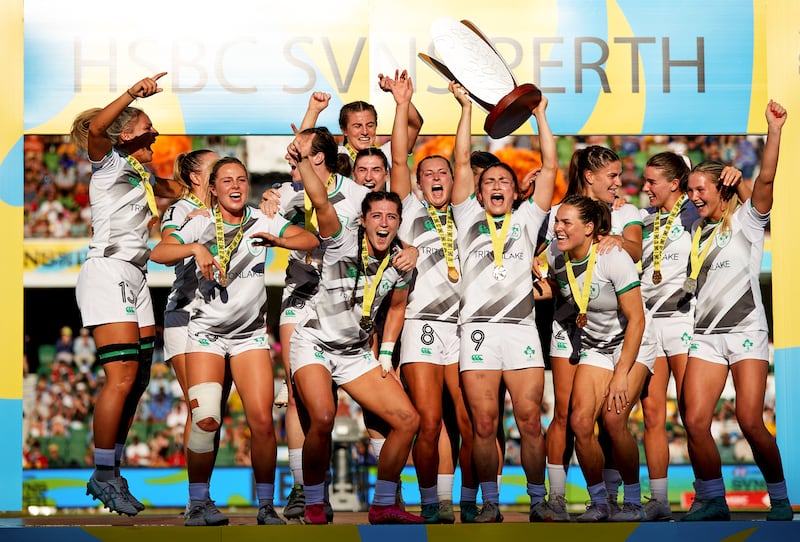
[459,19,519,87]
[417,53,495,113]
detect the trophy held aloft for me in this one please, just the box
[419,17,542,139]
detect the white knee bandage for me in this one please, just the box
[187,382,223,454]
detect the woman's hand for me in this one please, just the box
[606,372,629,414]
[127,72,167,99]
[596,234,624,254]
[259,188,282,218]
[392,245,418,272]
[191,243,222,281]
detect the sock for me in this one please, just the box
[547,463,567,497]
[304,482,325,506]
[767,480,788,501]
[256,483,275,506]
[527,482,547,504]
[588,482,607,505]
[189,482,210,502]
[623,482,641,504]
[288,448,304,486]
[693,479,706,500]
[373,479,398,507]
[114,443,124,476]
[649,477,669,503]
[437,474,454,502]
[480,481,499,505]
[93,448,115,481]
[603,469,622,502]
[460,486,478,504]
[420,485,438,506]
[703,477,725,498]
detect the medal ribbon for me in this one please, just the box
[186,192,207,209]
[213,206,245,281]
[688,211,725,282]
[344,142,358,162]
[652,194,686,276]
[125,155,159,217]
[565,243,598,317]
[486,212,511,270]
[303,173,336,233]
[425,204,456,272]
[359,235,392,322]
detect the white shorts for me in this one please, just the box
[76,258,154,328]
[186,327,270,358]
[579,342,655,373]
[290,331,376,386]
[163,312,191,361]
[279,294,314,326]
[399,319,459,367]
[549,319,581,360]
[459,322,545,372]
[689,330,770,365]
[651,314,693,358]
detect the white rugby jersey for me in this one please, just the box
[547,201,644,324]
[692,200,769,334]
[640,200,698,318]
[547,244,640,354]
[294,226,412,355]
[161,197,205,315]
[280,175,369,301]
[453,196,547,325]
[399,193,460,324]
[86,148,155,270]
[170,206,291,338]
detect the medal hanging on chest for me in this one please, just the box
[685,212,725,295]
[356,236,392,333]
[213,206,245,288]
[426,204,459,283]
[564,244,598,330]
[651,195,685,286]
[486,211,511,282]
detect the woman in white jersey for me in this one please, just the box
[151,157,318,526]
[383,72,475,523]
[681,101,790,522]
[638,152,745,520]
[542,145,649,521]
[546,194,646,522]
[70,72,176,516]
[450,81,557,524]
[160,149,232,524]
[286,128,424,525]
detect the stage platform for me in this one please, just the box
[1,508,797,542]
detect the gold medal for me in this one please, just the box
[447,265,459,283]
[683,277,697,295]
[652,270,662,285]
[359,316,374,332]
[486,212,511,283]
[565,244,598,328]
[576,313,587,328]
[218,273,227,287]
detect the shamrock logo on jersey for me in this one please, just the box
[589,283,600,300]
[510,224,522,241]
[716,229,732,249]
[377,279,392,297]
[668,224,684,241]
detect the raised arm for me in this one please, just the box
[751,100,787,215]
[450,82,474,206]
[531,96,557,213]
[287,131,340,238]
[388,71,414,200]
[298,92,331,131]
[87,73,166,161]
[379,73,423,152]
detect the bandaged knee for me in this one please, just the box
[187,382,223,453]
